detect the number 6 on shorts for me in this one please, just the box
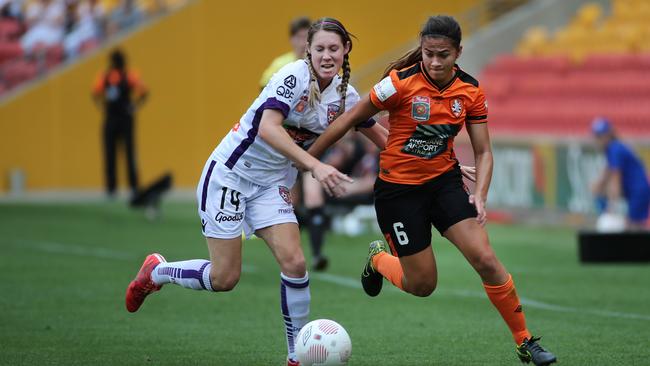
[393,222,409,245]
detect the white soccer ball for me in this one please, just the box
[295,319,352,366]
[596,213,626,232]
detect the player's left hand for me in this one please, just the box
[469,194,487,227]
[460,165,476,182]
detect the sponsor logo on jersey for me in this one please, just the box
[284,75,297,89]
[283,125,318,149]
[215,211,244,223]
[451,98,463,118]
[278,208,294,214]
[373,76,397,102]
[411,96,430,122]
[327,103,340,124]
[276,86,295,100]
[279,186,292,205]
[401,124,461,159]
[295,93,308,113]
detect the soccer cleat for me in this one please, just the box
[125,253,166,313]
[312,255,329,272]
[287,357,300,366]
[360,240,387,297]
[516,336,557,366]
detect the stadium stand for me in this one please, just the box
[0,0,188,98]
[481,0,650,137]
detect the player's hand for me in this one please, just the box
[311,162,354,197]
[469,194,487,227]
[460,165,476,182]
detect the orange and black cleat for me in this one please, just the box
[361,240,387,297]
[516,336,557,366]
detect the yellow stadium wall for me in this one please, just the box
[0,0,478,193]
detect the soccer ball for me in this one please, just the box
[295,319,352,366]
[596,213,626,232]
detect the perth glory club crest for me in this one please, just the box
[279,186,292,205]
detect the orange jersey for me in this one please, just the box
[92,69,147,96]
[370,62,488,185]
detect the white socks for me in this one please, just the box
[280,272,310,361]
[152,259,213,291]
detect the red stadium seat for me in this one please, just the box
[2,60,39,88]
[482,53,650,138]
[0,41,23,66]
[0,19,23,41]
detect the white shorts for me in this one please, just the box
[196,158,297,239]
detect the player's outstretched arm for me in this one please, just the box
[466,123,493,226]
[309,95,380,159]
[358,121,388,151]
[258,109,353,196]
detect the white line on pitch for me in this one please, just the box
[311,272,650,321]
[8,239,649,321]
[5,239,258,272]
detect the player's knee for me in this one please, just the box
[210,273,240,292]
[471,252,500,278]
[281,254,307,278]
[410,278,437,297]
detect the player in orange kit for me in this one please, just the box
[308,15,557,366]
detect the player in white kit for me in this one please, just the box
[124,18,388,366]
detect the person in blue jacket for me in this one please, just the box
[591,117,650,229]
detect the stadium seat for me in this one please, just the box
[0,19,23,41]
[2,60,38,88]
[0,41,23,66]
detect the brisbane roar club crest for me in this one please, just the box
[278,186,292,205]
[411,96,430,122]
[451,98,463,118]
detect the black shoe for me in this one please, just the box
[312,256,329,271]
[360,240,387,297]
[516,336,557,365]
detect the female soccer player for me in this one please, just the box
[308,15,557,366]
[124,18,386,366]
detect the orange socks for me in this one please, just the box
[372,252,404,290]
[483,274,531,344]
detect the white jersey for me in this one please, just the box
[213,60,362,185]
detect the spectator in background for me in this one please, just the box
[591,117,650,230]
[301,132,378,271]
[0,0,23,20]
[107,0,142,36]
[258,16,310,89]
[92,49,148,199]
[64,0,105,57]
[20,0,65,53]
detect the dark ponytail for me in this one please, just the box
[382,15,461,78]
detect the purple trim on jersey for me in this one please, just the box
[225,97,291,169]
[200,160,216,212]
[281,277,309,289]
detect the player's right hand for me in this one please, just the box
[311,162,354,197]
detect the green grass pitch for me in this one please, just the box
[1,202,649,365]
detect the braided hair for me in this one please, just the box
[305,17,354,119]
